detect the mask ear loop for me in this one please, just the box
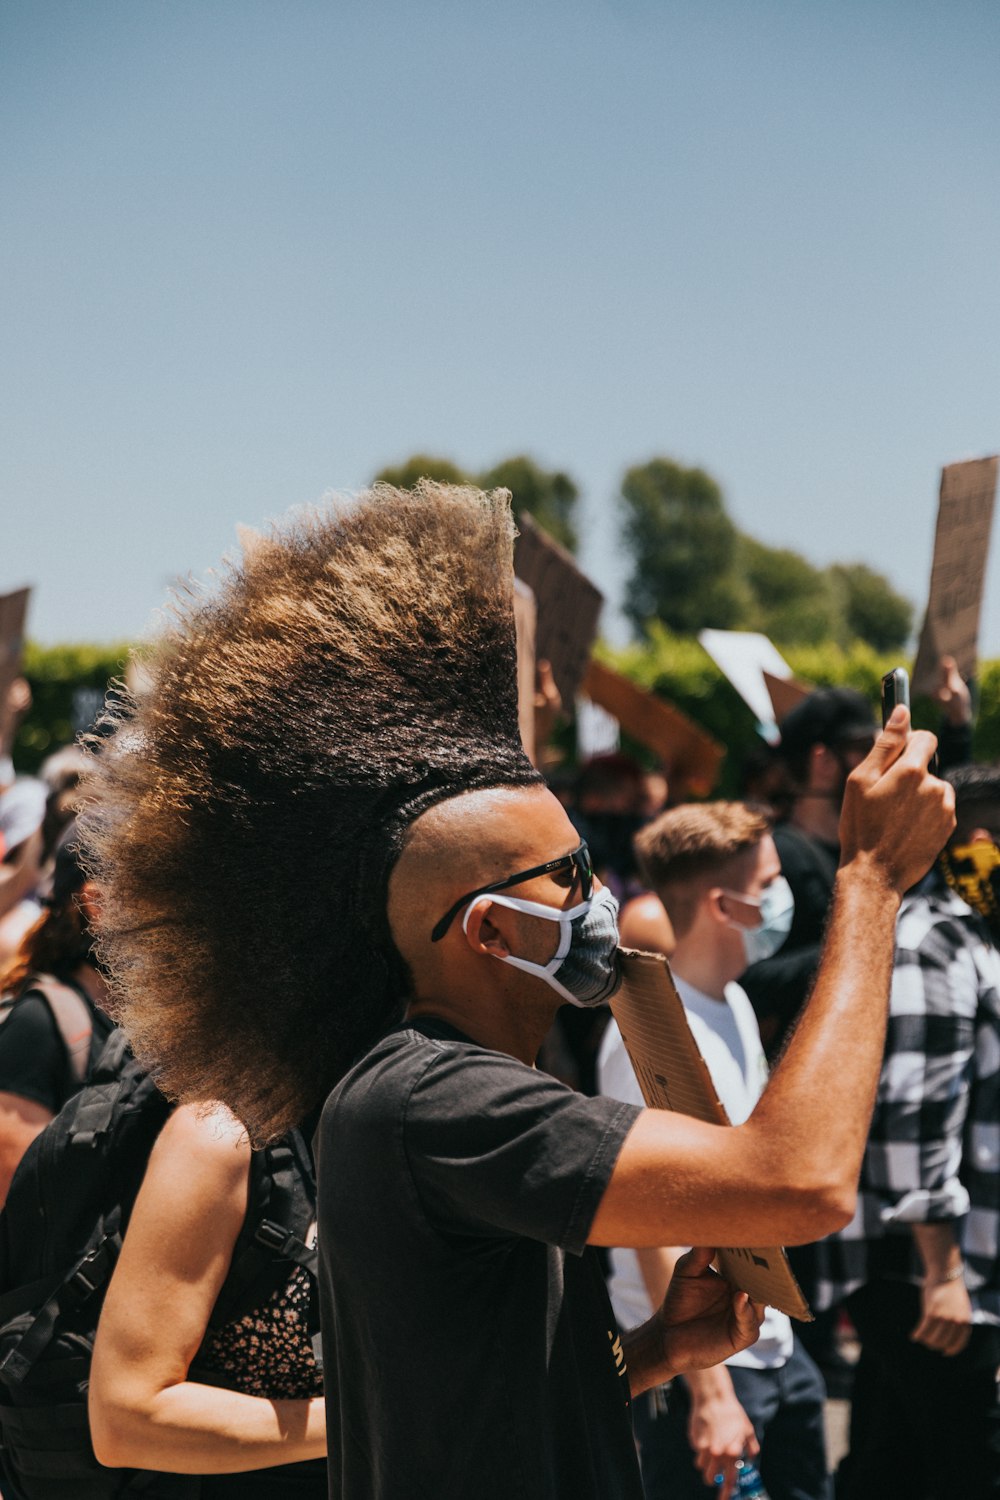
[460,893,591,1006]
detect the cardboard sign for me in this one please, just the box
[913,458,999,695]
[762,670,813,725]
[0,588,31,758]
[611,950,812,1321]
[581,659,724,797]
[513,579,537,766]
[698,630,796,744]
[513,513,603,706]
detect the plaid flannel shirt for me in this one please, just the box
[812,882,1000,1324]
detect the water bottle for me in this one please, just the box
[733,1457,770,1498]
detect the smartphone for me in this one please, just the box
[881,667,910,727]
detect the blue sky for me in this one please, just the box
[3,0,999,654]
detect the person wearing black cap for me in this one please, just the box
[741,687,877,1059]
[0,823,114,1201]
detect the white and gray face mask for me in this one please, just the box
[463,884,622,1008]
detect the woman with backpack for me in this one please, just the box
[88,1098,328,1497]
[0,826,114,1203]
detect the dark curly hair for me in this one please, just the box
[81,483,540,1139]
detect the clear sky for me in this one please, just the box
[3,0,999,654]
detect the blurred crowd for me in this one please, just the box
[0,646,994,1499]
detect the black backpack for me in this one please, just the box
[0,1028,319,1500]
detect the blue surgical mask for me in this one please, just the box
[721,875,795,967]
[463,885,622,1008]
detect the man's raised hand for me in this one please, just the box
[838,706,955,897]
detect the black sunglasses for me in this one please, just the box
[430,841,594,943]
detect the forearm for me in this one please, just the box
[90,1381,326,1473]
[746,862,899,1213]
[912,1222,964,1282]
[682,1361,736,1401]
[621,1309,677,1399]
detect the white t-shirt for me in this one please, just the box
[596,976,794,1369]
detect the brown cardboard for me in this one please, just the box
[762,670,813,724]
[610,950,812,1320]
[581,659,724,797]
[513,513,603,706]
[513,579,537,766]
[0,589,31,759]
[913,458,999,694]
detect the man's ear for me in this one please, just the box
[704,888,730,929]
[462,897,514,959]
[77,880,102,928]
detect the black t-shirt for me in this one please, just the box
[316,1017,644,1500]
[741,822,839,1056]
[0,980,114,1113]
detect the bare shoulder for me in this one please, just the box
[619,892,674,958]
[147,1102,251,1197]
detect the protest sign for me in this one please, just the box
[513,579,537,765]
[0,589,31,758]
[698,630,796,743]
[611,949,812,1320]
[762,669,812,724]
[581,659,724,797]
[513,513,603,706]
[913,457,999,695]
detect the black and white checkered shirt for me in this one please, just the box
[812,882,1000,1324]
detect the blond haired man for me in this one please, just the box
[599,802,829,1500]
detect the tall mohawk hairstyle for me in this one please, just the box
[82,483,540,1140]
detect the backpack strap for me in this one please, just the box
[206,1129,317,1330]
[0,1221,121,1389]
[21,976,93,1087]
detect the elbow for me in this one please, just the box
[89,1393,146,1470]
[760,1158,857,1245]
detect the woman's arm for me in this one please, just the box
[89,1103,326,1474]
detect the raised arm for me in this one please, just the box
[89,1103,326,1474]
[590,709,955,1250]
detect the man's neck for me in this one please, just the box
[405,991,558,1066]
[789,795,840,847]
[669,941,732,1003]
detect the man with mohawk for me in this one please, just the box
[84,483,953,1500]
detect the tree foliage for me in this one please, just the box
[374,453,579,550]
[373,454,472,490]
[620,459,750,634]
[619,457,913,653]
[479,455,578,551]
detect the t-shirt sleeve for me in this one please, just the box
[0,993,65,1111]
[403,1044,641,1255]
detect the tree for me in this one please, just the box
[828,563,913,654]
[619,459,749,635]
[373,455,472,490]
[374,453,581,551]
[740,537,842,647]
[479,455,579,551]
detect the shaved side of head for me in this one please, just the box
[389,784,580,993]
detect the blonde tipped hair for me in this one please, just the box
[636,801,771,938]
[81,482,539,1140]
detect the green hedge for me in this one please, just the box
[12,634,1000,791]
[13,642,131,774]
[600,625,1000,795]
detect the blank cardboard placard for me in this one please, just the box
[611,950,812,1320]
[913,457,999,695]
[582,658,724,797]
[762,670,813,724]
[698,630,795,742]
[0,589,31,757]
[513,579,537,766]
[513,513,603,706]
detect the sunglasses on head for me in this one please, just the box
[430,841,594,943]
